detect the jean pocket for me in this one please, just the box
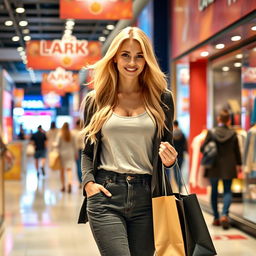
[87,192,102,200]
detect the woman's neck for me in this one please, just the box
[118,77,140,94]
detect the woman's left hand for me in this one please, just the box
[159,142,178,167]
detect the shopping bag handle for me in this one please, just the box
[162,162,189,195]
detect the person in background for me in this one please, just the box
[30,125,47,178]
[72,119,83,188]
[56,122,77,193]
[46,121,59,153]
[173,120,187,192]
[79,27,177,256]
[18,124,25,140]
[201,109,242,230]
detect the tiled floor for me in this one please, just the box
[0,158,255,256]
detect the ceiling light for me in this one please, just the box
[16,7,25,13]
[200,51,209,57]
[231,35,241,41]
[22,29,30,34]
[103,29,110,35]
[99,36,106,42]
[66,20,75,27]
[12,36,20,42]
[234,62,242,67]
[19,20,28,27]
[5,20,13,26]
[236,54,243,59]
[251,26,256,31]
[17,47,23,52]
[215,43,225,49]
[20,51,26,56]
[222,66,230,72]
[24,35,31,41]
[106,24,115,30]
[253,47,256,52]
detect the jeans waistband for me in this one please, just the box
[96,169,152,184]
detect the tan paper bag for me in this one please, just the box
[49,151,62,171]
[152,195,186,256]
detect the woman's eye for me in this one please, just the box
[121,53,130,58]
[137,54,144,59]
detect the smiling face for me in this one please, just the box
[115,39,146,81]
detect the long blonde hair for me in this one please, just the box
[61,122,71,142]
[83,27,168,143]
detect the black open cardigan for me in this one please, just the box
[78,90,174,223]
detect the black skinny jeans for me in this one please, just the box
[87,170,155,256]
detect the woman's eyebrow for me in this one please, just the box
[120,50,143,54]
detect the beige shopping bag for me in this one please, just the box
[49,151,62,171]
[152,195,186,256]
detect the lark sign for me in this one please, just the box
[41,67,79,96]
[60,0,132,20]
[26,35,101,70]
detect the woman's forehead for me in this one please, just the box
[118,39,142,52]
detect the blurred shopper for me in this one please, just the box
[17,124,25,140]
[173,120,187,192]
[201,109,242,230]
[79,27,177,256]
[46,121,59,153]
[31,125,47,177]
[72,119,83,188]
[56,122,77,193]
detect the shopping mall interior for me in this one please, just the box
[0,0,256,255]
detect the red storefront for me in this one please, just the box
[170,0,256,236]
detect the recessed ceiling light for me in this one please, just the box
[19,20,28,27]
[24,35,31,41]
[106,24,115,30]
[22,29,30,34]
[103,29,110,35]
[66,20,75,27]
[16,7,25,13]
[12,36,20,42]
[5,20,13,26]
[231,35,241,41]
[234,62,242,67]
[17,47,23,52]
[200,51,209,57]
[236,54,243,59]
[215,44,225,49]
[222,66,230,72]
[251,26,256,31]
[99,36,106,42]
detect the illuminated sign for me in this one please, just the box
[27,35,101,70]
[60,0,132,20]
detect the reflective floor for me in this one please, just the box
[0,158,255,256]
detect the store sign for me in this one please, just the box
[43,92,61,108]
[242,67,256,83]
[60,0,132,20]
[26,35,101,70]
[13,88,24,108]
[41,67,79,95]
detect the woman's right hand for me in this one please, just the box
[85,181,112,198]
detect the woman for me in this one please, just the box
[79,27,177,256]
[46,121,59,153]
[56,122,77,193]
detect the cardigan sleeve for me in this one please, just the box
[162,90,176,168]
[81,92,97,191]
[162,90,175,145]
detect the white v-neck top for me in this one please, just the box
[99,111,156,175]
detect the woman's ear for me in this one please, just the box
[113,58,117,63]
